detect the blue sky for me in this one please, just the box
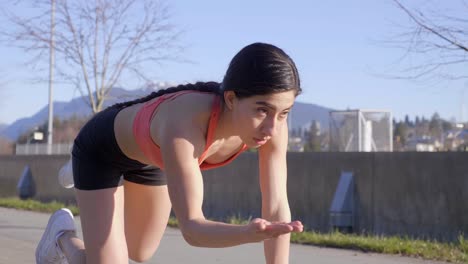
[0,0,466,125]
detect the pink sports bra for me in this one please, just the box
[133,90,248,170]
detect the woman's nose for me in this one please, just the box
[261,117,277,138]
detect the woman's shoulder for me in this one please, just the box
[153,92,219,154]
[153,92,219,137]
[164,91,218,118]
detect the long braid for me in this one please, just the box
[111,81,221,109]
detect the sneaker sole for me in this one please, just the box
[58,159,74,189]
[35,208,74,264]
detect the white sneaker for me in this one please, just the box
[36,208,76,264]
[58,159,74,189]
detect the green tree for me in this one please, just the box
[404,115,412,127]
[429,113,443,138]
[303,121,321,152]
[394,122,408,146]
[441,120,452,132]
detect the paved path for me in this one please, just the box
[0,207,451,263]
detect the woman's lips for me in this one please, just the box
[253,137,267,145]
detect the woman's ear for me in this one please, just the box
[223,91,236,110]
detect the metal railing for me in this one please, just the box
[15,143,73,155]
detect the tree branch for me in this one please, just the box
[1,0,185,114]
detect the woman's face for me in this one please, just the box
[226,90,296,148]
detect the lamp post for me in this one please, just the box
[47,0,56,155]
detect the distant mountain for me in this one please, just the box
[0,86,160,141]
[0,86,333,141]
[290,101,332,132]
[0,124,7,134]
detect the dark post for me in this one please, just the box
[17,166,36,200]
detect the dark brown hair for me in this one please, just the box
[112,42,301,109]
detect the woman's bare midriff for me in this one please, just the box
[114,102,151,164]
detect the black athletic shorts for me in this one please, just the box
[71,106,167,190]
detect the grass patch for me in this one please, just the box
[167,217,178,228]
[226,214,251,225]
[0,197,79,215]
[290,231,467,263]
[1,197,466,263]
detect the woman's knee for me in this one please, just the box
[128,247,156,263]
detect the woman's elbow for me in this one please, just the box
[180,222,202,247]
[181,230,199,246]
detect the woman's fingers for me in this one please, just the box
[266,220,303,233]
[248,218,304,241]
[263,223,294,237]
[289,220,304,232]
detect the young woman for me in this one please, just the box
[36,42,304,264]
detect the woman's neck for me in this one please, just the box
[213,101,239,143]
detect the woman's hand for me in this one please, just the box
[245,218,303,242]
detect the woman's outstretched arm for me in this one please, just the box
[258,120,303,264]
[159,117,298,248]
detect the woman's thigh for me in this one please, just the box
[123,180,172,262]
[75,186,128,264]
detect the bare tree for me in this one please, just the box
[1,0,184,113]
[387,0,468,81]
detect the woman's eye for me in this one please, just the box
[279,112,289,119]
[257,108,268,114]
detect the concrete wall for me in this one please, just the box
[0,152,467,241]
[0,155,75,203]
[372,152,468,241]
